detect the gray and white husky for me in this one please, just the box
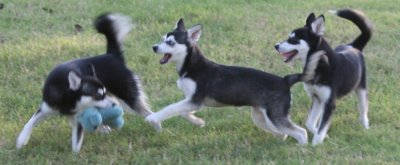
[147,18,308,144]
[275,9,373,145]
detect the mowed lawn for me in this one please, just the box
[1,0,400,164]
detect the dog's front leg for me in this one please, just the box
[145,99,200,132]
[16,103,56,149]
[71,122,84,153]
[312,96,336,146]
[306,98,324,134]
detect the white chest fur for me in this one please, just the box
[304,83,331,101]
[177,77,197,98]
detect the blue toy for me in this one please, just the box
[78,105,124,133]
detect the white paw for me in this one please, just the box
[311,134,325,146]
[306,125,318,134]
[16,134,30,149]
[360,117,369,129]
[98,125,112,134]
[16,140,26,149]
[194,118,205,127]
[145,114,162,132]
[282,134,288,141]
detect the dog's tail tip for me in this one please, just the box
[328,10,337,15]
[333,9,373,51]
[94,13,133,54]
[284,73,302,87]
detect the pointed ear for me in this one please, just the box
[174,18,185,31]
[305,13,316,27]
[187,24,202,44]
[311,15,325,36]
[68,71,81,91]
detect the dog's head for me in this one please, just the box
[67,70,116,110]
[152,18,202,65]
[275,13,326,64]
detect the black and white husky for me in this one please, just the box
[146,19,308,144]
[275,9,373,145]
[16,13,154,152]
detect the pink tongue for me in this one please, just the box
[281,51,295,58]
[159,54,171,64]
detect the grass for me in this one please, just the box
[1,0,400,164]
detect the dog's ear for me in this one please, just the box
[305,13,316,27]
[311,15,325,36]
[187,24,202,44]
[68,71,81,91]
[174,18,185,31]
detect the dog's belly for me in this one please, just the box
[203,97,227,107]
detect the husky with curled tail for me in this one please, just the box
[16,13,155,152]
[275,9,373,145]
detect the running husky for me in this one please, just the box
[16,13,154,152]
[274,9,373,145]
[147,18,308,144]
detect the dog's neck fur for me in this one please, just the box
[302,37,335,82]
[177,45,209,77]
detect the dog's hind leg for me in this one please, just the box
[356,57,369,129]
[111,74,153,117]
[356,88,369,129]
[306,97,324,134]
[16,102,56,149]
[253,107,288,140]
[356,65,369,129]
[70,121,84,153]
[129,74,153,117]
[180,111,205,127]
[266,105,308,144]
[312,97,335,145]
[272,117,308,144]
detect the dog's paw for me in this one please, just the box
[145,115,162,132]
[16,134,30,149]
[281,134,288,141]
[311,133,325,146]
[98,125,112,134]
[359,116,370,130]
[196,118,205,128]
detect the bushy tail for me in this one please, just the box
[331,9,373,51]
[94,13,133,55]
[284,73,302,87]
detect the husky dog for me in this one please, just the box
[147,18,308,144]
[16,13,154,152]
[275,9,373,145]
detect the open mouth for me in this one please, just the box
[160,53,172,64]
[280,50,298,63]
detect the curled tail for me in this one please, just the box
[331,9,373,51]
[284,73,302,87]
[94,13,133,55]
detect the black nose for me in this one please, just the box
[112,103,116,107]
[152,45,158,53]
[274,44,279,50]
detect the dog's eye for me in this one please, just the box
[288,37,299,44]
[165,40,175,46]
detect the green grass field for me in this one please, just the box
[1,0,400,164]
